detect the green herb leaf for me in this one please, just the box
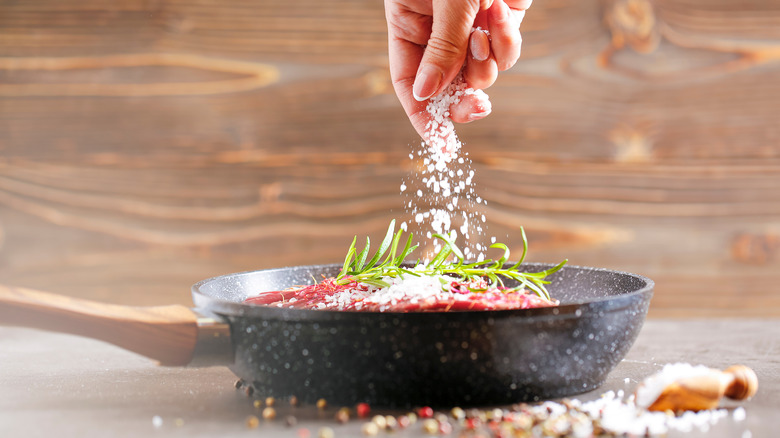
[336,221,566,299]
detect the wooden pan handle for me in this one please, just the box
[0,284,201,366]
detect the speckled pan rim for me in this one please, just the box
[191,263,654,322]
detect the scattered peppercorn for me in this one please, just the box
[290,395,300,407]
[297,428,311,438]
[318,426,335,438]
[262,407,277,420]
[438,420,453,435]
[316,398,328,410]
[485,408,503,421]
[234,379,243,389]
[464,417,480,430]
[421,419,439,435]
[243,385,254,397]
[253,399,263,409]
[245,415,260,429]
[384,415,398,431]
[285,415,298,427]
[361,422,380,436]
[397,415,411,429]
[335,407,350,424]
[371,415,387,429]
[356,402,371,418]
[265,396,276,407]
[450,407,465,421]
[418,406,434,418]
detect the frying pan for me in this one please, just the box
[0,262,653,408]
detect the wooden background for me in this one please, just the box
[1,0,779,317]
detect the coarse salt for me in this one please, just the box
[401,73,491,259]
[635,362,725,409]
[562,390,728,436]
[321,267,465,311]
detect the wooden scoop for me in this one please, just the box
[640,365,758,412]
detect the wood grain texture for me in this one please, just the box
[1,0,779,317]
[0,284,199,365]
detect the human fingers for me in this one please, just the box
[386,1,432,139]
[504,0,532,12]
[463,29,498,90]
[487,0,523,71]
[385,0,433,46]
[505,0,530,28]
[387,31,430,139]
[449,90,492,124]
[412,0,482,101]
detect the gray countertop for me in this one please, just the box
[1,319,778,437]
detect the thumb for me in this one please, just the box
[413,0,483,102]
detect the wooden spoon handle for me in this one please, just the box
[0,284,200,366]
[724,365,759,400]
[644,364,758,412]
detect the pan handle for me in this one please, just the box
[0,284,231,367]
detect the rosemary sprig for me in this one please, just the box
[335,220,567,300]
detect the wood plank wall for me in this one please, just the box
[1,0,779,317]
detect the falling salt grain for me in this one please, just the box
[733,407,746,421]
[401,72,492,260]
[152,415,163,428]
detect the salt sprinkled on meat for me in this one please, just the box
[270,265,557,312]
[323,267,465,312]
[400,73,490,259]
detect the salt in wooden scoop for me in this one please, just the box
[634,363,758,413]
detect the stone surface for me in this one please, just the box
[0,319,777,437]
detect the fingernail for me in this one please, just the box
[413,65,442,101]
[470,31,490,61]
[467,109,491,122]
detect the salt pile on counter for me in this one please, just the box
[580,391,729,436]
[635,362,726,409]
[401,73,491,259]
[483,390,733,437]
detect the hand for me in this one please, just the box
[385,0,531,140]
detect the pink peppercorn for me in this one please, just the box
[464,418,480,430]
[356,402,371,418]
[418,407,434,418]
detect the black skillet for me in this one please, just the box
[0,263,653,408]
